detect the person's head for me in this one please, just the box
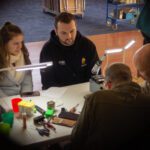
[54,12,77,46]
[104,63,132,89]
[0,22,28,68]
[0,22,25,56]
[133,44,150,82]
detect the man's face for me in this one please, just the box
[55,20,77,46]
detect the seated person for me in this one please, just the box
[71,63,150,150]
[40,12,99,90]
[0,22,33,98]
[133,43,150,95]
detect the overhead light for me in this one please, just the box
[16,62,53,72]
[105,48,123,54]
[0,62,53,72]
[124,40,135,50]
[104,40,136,64]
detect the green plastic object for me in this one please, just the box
[45,108,54,118]
[0,123,11,135]
[33,107,37,113]
[1,112,14,128]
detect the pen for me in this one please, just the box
[56,103,64,107]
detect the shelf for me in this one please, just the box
[106,0,143,30]
[109,2,138,6]
[42,0,85,17]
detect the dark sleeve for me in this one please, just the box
[40,42,56,89]
[71,94,94,149]
[143,0,150,8]
[146,0,150,7]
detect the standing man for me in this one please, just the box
[136,0,150,44]
[40,12,99,90]
[133,43,150,95]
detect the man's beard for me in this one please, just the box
[61,39,74,46]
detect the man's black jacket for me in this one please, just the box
[40,30,99,89]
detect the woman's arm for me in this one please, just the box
[21,71,33,93]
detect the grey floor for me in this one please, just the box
[0,0,137,42]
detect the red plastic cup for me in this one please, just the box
[11,98,22,113]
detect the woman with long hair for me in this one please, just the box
[0,22,33,97]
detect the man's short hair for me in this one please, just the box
[105,63,132,83]
[54,12,76,28]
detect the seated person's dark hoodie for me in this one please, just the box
[40,30,99,89]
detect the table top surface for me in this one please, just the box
[0,82,90,147]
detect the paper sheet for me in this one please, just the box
[41,87,67,99]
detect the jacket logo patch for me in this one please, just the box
[81,57,87,67]
[58,60,66,65]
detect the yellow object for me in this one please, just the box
[18,100,35,116]
[133,77,144,84]
[81,57,86,65]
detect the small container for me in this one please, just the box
[11,98,22,113]
[18,100,35,116]
[47,101,55,110]
[1,112,14,128]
